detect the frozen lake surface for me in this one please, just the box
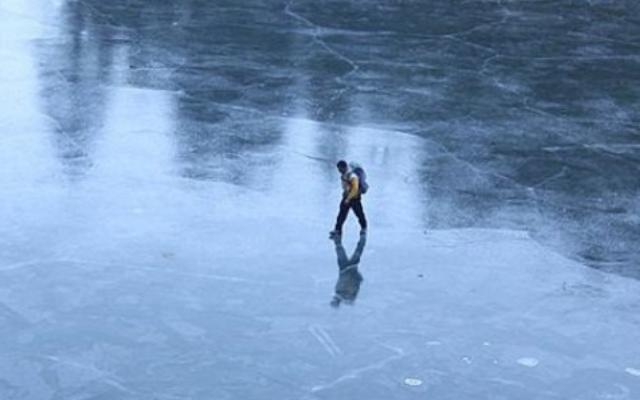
[1,0,639,398]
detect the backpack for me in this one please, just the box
[349,163,369,194]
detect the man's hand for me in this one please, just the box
[343,199,350,206]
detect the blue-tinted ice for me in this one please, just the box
[1,0,640,398]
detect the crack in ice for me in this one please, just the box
[310,341,405,393]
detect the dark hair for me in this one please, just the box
[336,160,348,169]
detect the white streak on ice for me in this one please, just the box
[517,358,539,367]
[308,325,342,358]
[310,342,405,393]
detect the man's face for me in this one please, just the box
[337,166,347,174]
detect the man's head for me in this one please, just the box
[336,160,348,174]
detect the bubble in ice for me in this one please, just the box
[404,378,423,386]
[426,341,441,346]
[517,358,539,367]
[626,368,640,377]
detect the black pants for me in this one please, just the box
[334,197,367,232]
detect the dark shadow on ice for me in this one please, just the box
[330,233,366,308]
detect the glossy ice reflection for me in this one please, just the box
[330,233,366,308]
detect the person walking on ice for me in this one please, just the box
[329,160,368,238]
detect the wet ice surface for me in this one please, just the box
[1,0,640,398]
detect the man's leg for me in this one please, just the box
[334,199,350,233]
[351,198,368,231]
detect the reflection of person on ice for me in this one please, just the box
[330,232,366,308]
[329,160,368,238]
